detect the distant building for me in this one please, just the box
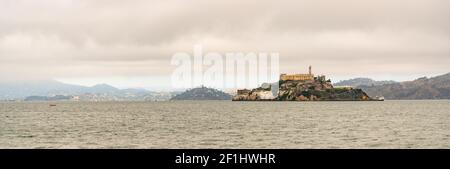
[71,96,80,101]
[316,75,327,82]
[237,89,251,95]
[280,66,314,81]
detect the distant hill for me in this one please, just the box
[170,86,232,100]
[334,78,396,87]
[359,73,450,100]
[0,80,174,101]
[89,84,121,93]
[0,80,89,99]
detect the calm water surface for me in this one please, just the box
[1,100,449,148]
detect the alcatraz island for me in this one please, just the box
[233,66,384,101]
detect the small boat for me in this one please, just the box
[49,104,57,107]
[374,96,385,101]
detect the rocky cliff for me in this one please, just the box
[277,79,372,101]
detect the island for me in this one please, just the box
[233,66,383,101]
[170,86,232,100]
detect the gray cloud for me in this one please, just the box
[0,0,449,84]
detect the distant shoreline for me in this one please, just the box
[2,99,450,104]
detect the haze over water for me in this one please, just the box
[1,101,449,148]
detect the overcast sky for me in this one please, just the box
[1,0,449,89]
